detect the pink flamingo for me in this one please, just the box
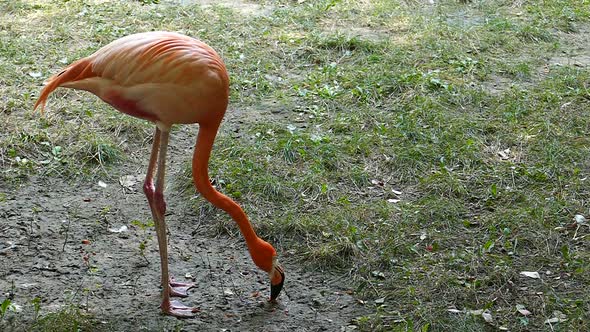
[34,31,284,317]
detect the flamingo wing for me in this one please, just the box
[35,31,229,129]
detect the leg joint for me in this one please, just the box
[143,180,155,197]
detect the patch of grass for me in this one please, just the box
[0,302,98,332]
[30,306,98,332]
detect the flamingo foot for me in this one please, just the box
[169,277,196,297]
[161,299,199,318]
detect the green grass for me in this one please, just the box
[30,305,98,332]
[1,0,590,331]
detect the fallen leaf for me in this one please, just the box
[19,283,37,288]
[516,304,532,316]
[498,148,511,160]
[371,179,384,186]
[119,175,138,190]
[310,134,322,142]
[81,239,91,245]
[544,317,560,324]
[481,310,493,323]
[108,225,128,233]
[544,311,567,325]
[0,241,16,254]
[557,313,568,320]
[9,302,23,312]
[574,214,587,225]
[520,271,541,279]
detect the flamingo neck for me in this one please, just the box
[192,124,261,252]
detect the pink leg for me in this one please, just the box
[143,128,198,317]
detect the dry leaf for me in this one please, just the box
[516,304,532,316]
[9,302,23,312]
[544,317,560,324]
[371,179,384,186]
[481,310,493,323]
[544,311,567,325]
[520,271,541,279]
[498,148,511,160]
[119,175,138,190]
[574,214,587,225]
[108,225,128,233]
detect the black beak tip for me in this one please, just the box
[270,270,285,301]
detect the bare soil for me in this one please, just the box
[0,125,367,331]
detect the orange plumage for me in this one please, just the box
[34,31,284,317]
[35,31,229,128]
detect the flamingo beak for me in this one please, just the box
[270,265,285,301]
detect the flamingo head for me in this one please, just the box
[251,239,285,301]
[269,256,285,301]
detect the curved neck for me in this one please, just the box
[192,124,260,248]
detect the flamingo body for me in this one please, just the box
[34,31,284,317]
[36,31,229,129]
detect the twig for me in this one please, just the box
[62,217,71,253]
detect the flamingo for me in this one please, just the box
[33,31,285,317]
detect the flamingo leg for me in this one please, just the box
[143,128,198,317]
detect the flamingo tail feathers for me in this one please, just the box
[33,58,96,113]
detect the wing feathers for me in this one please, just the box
[92,32,227,88]
[33,32,229,113]
[33,58,96,113]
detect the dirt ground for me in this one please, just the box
[0,125,368,331]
